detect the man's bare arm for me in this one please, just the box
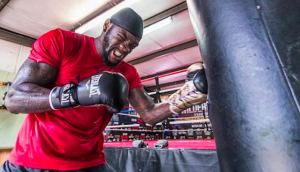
[128,87,173,126]
[5,59,58,114]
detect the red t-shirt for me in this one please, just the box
[8,28,142,170]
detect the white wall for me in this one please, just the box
[0,39,31,147]
[0,39,31,73]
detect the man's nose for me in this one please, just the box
[119,43,131,53]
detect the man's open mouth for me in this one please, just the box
[113,49,123,59]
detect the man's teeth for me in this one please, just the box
[115,50,122,56]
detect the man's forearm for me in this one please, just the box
[139,102,173,126]
[5,83,52,114]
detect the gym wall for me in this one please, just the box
[0,38,30,148]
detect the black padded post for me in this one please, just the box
[187,0,300,171]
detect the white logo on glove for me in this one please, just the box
[61,84,75,104]
[89,74,102,97]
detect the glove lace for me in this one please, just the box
[63,75,80,107]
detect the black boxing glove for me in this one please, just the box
[185,69,199,82]
[49,72,129,113]
[192,68,208,94]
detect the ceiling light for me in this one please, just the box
[143,16,173,35]
[75,0,140,34]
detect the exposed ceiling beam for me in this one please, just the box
[146,80,185,91]
[128,40,198,65]
[0,0,123,46]
[127,1,192,65]
[141,65,190,80]
[72,0,123,31]
[0,1,189,52]
[143,2,187,27]
[0,0,35,47]
[0,0,9,11]
[0,27,36,47]
[73,1,186,31]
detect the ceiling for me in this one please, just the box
[0,0,203,93]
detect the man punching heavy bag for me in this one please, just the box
[187,0,300,172]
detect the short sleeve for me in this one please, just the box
[124,64,143,90]
[29,29,64,68]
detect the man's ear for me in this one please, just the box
[103,19,112,32]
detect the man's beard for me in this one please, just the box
[102,33,119,68]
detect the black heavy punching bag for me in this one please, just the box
[187,0,300,171]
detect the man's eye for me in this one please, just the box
[118,34,126,41]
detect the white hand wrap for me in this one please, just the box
[168,81,207,114]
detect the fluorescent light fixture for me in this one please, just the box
[143,16,172,35]
[75,0,140,34]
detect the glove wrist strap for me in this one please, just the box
[169,104,180,115]
[49,87,57,110]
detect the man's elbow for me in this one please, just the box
[4,93,19,114]
[142,116,157,126]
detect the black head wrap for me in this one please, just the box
[111,8,143,40]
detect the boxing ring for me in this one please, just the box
[102,105,220,172]
[104,139,216,149]
[103,145,219,172]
